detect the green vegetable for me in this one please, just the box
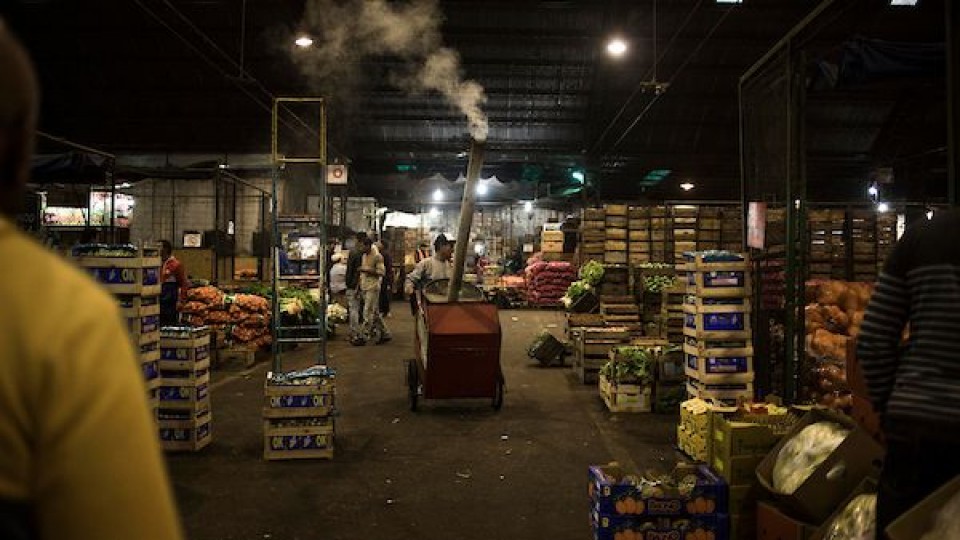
[565,280,590,302]
[600,344,680,385]
[579,260,605,286]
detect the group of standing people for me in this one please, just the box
[333,232,393,346]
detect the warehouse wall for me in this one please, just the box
[128,177,275,255]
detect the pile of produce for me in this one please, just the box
[772,421,849,494]
[804,280,874,409]
[326,303,348,324]
[267,364,335,386]
[562,260,605,307]
[525,260,577,306]
[182,286,272,349]
[822,493,876,540]
[636,263,678,293]
[600,345,674,385]
[71,243,139,257]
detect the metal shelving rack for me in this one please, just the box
[270,97,328,372]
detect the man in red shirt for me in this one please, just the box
[159,240,189,326]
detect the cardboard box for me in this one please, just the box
[590,463,729,517]
[756,501,817,540]
[541,240,564,253]
[886,475,960,540]
[808,478,876,540]
[541,230,564,242]
[591,511,729,540]
[713,454,765,486]
[755,409,884,523]
[159,410,212,452]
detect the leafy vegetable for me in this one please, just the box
[579,260,605,286]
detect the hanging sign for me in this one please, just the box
[327,164,348,185]
[747,202,766,249]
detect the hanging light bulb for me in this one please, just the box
[524,201,533,213]
[429,207,439,217]
[877,202,890,213]
[476,183,488,196]
[432,188,444,201]
[926,208,935,220]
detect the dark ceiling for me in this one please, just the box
[2,0,949,203]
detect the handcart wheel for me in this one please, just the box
[492,373,504,411]
[407,359,419,412]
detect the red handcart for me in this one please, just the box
[407,279,504,411]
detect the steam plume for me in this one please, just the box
[294,0,488,141]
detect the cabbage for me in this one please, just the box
[772,421,849,494]
[579,260,605,285]
[823,494,876,540]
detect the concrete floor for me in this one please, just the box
[166,306,678,540]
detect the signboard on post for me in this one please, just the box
[747,201,767,249]
[327,164,348,185]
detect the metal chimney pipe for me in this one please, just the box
[447,139,486,302]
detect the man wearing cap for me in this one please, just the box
[405,234,455,314]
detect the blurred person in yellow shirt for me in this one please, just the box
[0,21,182,540]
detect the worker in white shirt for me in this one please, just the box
[405,234,455,314]
[358,237,391,345]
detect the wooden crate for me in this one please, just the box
[74,255,162,296]
[629,252,651,265]
[686,379,754,402]
[629,230,650,242]
[699,218,722,230]
[576,365,600,385]
[628,218,650,230]
[674,217,698,226]
[583,219,606,230]
[629,242,651,253]
[263,422,334,461]
[651,230,667,241]
[606,216,628,229]
[600,374,652,413]
[582,230,607,242]
[160,358,211,385]
[606,228,627,241]
[159,410,212,452]
[605,252,627,265]
[263,379,336,418]
[541,240,564,253]
[672,206,698,218]
[219,346,258,369]
[628,206,650,219]
[118,294,161,318]
[541,230,564,242]
[604,204,628,216]
[650,217,668,229]
[684,343,755,384]
[584,208,606,221]
[604,240,627,252]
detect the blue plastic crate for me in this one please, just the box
[589,464,729,517]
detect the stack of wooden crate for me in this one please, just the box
[720,206,744,253]
[158,326,213,452]
[263,367,336,460]
[572,326,631,384]
[876,212,897,275]
[599,265,630,297]
[682,253,754,402]
[540,227,566,260]
[850,209,878,282]
[73,244,163,413]
[697,207,722,252]
[627,206,650,265]
[600,295,640,325]
[808,209,847,280]
[671,205,698,264]
[661,283,686,345]
[650,206,669,263]
[604,204,628,265]
[581,208,606,263]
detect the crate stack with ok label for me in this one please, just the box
[263,366,337,460]
[73,243,163,412]
[682,252,754,403]
[158,326,212,452]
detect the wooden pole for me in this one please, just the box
[448,140,486,301]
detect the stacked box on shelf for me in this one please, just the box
[849,209,878,282]
[158,327,212,452]
[581,207,607,263]
[682,253,753,402]
[808,209,846,281]
[589,463,731,540]
[604,204,628,265]
[876,212,897,274]
[573,326,631,384]
[263,366,336,460]
[720,207,744,253]
[540,228,565,254]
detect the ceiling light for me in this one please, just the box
[877,202,890,213]
[867,183,879,197]
[118,182,132,189]
[457,151,467,159]
[294,36,314,48]
[571,170,585,183]
[432,188,444,201]
[524,201,533,213]
[890,0,918,5]
[716,0,743,3]
[606,39,627,57]
[476,183,488,196]
[926,208,935,220]
[429,207,439,217]
[680,182,695,191]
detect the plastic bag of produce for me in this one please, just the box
[772,421,849,494]
[823,494,876,540]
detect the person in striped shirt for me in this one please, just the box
[857,209,960,532]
